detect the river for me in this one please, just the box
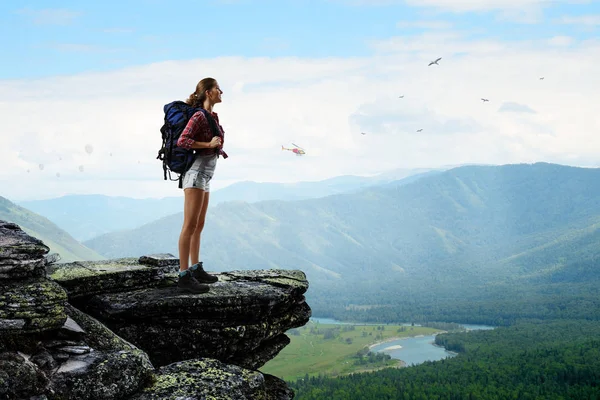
[310,317,495,367]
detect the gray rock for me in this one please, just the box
[0,221,49,259]
[0,278,68,333]
[129,358,294,400]
[0,221,49,280]
[49,349,154,400]
[138,253,179,270]
[0,351,50,399]
[55,345,92,355]
[30,350,57,370]
[60,316,86,335]
[81,270,310,369]
[48,258,168,299]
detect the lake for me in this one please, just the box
[310,317,495,367]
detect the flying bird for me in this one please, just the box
[481,98,489,102]
[416,129,423,132]
[398,95,404,98]
[361,132,367,135]
[428,57,442,66]
[539,77,544,80]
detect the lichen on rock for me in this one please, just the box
[129,358,293,400]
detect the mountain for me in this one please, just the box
[19,195,184,242]
[212,167,448,203]
[83,163,600,297]
[0,196,105,263]
[18,167,445,241]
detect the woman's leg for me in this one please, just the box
[190,191,210,266]
[178,188,206,272]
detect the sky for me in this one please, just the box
[1,0,600,201]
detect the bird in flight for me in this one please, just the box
[399,95,404,98]
[361,132,367,135]
[416,129,423,132]
[539,77,545,80]
[428,57,442,66]
[481,98,489,102]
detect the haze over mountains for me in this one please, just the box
[18,166,446,241]
[80,163,600,310]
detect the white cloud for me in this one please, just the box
[548,36,574,46]
[498,102,537,114]
[402,0,590,12]
[334,0,592,24]
[16,8,82,25]
[2,31,600,201]
[557,14,600,26]
[332,0,590,12]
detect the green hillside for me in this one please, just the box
[0,196,105,263]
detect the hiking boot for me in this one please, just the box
[191,262,218,283]
[178,271,209,294]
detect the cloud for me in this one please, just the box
[547,36,574,47]
[349,98,481,135]
[16,8,82,25]
[401,0,589,13]
[1,30,600,201]
[332,0,589,12]
[556,14,600,27]
[498,102,537,114]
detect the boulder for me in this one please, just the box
[129,358,293,400]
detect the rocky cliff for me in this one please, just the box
[0,220,311,399]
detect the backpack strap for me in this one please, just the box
[199,109,228,159]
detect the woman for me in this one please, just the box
[175,77,226,294]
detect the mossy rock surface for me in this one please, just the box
[0,278,67,333]
[84,269,308,323]
[48,348,154,400]
[48,258,168,299]
[111,302,309,369]
[129,358,293,400]
[0,220,50,280]
[79,269,311,369]
[0,352,50,399]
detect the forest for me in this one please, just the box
[289,319,600,399]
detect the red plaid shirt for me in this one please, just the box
[177,110,227,158]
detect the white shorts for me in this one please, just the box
[181,154,217,191]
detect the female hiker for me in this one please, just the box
[175,77,227,293]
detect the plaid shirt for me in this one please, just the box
[177,110,228,158]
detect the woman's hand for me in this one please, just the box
[210,136,222,148]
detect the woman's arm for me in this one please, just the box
[177,111,216,149]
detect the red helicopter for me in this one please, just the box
[281,143,306,156]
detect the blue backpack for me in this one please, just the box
[157,101,220,188]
